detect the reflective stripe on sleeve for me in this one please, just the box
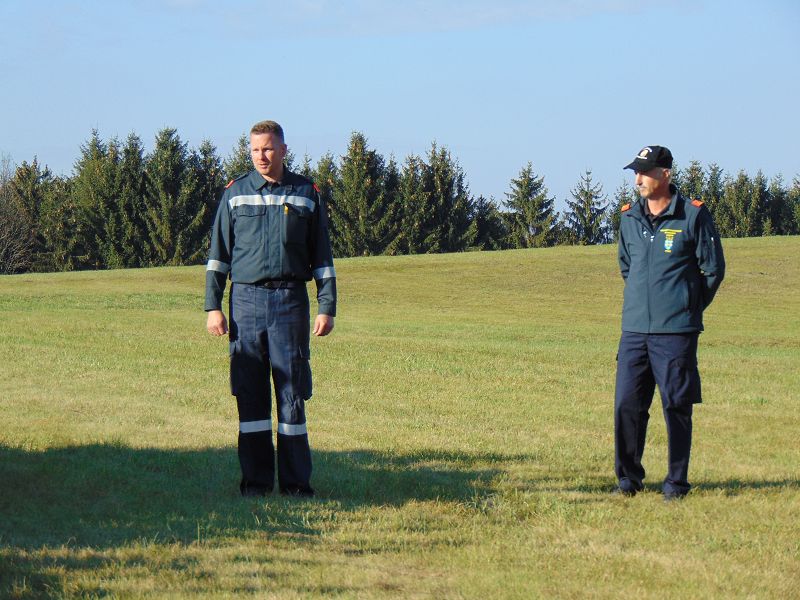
[229,194,316,211]
[207,259,231,273]
[239,419,272,434]
[277,422,308,436]
[313,266,336,280]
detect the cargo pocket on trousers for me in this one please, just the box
[666,356,702,407]
[229,340,241,397]
[292,346,312,401]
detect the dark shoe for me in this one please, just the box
[280,486,315,498]
[240,483,272,497]
[613,479,641,497]
[663,491,687,503]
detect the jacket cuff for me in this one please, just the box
[318,302,336,317]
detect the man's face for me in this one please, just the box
[250,132,287,181]
[634,168,670,199]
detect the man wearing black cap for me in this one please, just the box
[613,145,725,501]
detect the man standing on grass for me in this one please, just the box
[613,145,725,501]
[205,120,336,498]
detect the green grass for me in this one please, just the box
[1,237,798,599]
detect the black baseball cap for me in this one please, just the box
[624,146,673,172]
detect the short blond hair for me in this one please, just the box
[250,120,284,142]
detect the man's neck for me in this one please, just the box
[647,193,672,216]
[261,166,285,185]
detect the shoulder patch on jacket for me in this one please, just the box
[691,199,704,207]
[225,172,249,189]
[313,183,321,193]
[621,203,631,212]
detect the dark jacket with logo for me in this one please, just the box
[618,186,724,334]
[204,168,337,316]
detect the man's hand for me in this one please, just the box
[207,310,228,336]
[313,314,334,337]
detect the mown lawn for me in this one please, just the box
[1,237,798,598]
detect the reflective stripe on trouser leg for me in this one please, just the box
[231,284,275,494]
[614,332,656,489]
[265,286,313,493]
[647,333,700,495]
[277,417,311,493]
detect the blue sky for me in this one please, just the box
[1,0,798,209]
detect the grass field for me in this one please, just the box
[1,237,798,599]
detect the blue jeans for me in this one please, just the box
[614,332,701,495]
[229,283,313,495]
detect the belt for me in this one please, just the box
[256,280,302,289]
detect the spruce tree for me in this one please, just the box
[790,176,800,234]
[550,213,573,246]
[4,157,52,267]
[471,196,508,250]
[0,191,34,274]
[751,171,769,236]
[191,140,225,257]
[5,157,76,272]
[669,161,683,191]
[298,153,314,179]
[764,175,791,235]
[563,170,609,245]
[379,156,402,254]
[143,128,205,266]
[421,143,476,253]
[333,132,389,256]
[681,160,706,203]
[0,155,36,273]
[384,154,429,255]
[504,162,556,248]
[36,176,77,272]
[716,171,759,237]
[116,133,149,267]
[718,170,767,238]
[223,133,252,181]
[284,149,296,172]
[70,130,123,268]
[704,164,725,220]
[607,180,638,242]
[312,153,342,256]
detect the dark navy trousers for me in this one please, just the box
[229,283,313,496]
[614,331,701,495]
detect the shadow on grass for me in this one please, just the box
[499,474,800,500]
[693,478,800,493]
[0,442,529,597]
[550,477,800,497]
[0,443,523,549]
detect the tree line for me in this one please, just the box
[2,128,799,274]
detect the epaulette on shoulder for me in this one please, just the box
[621,203,631,212]
[313,182,321,193]
[691,199,705,207]
[225,172,249,189]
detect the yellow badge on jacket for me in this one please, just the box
[661,229,682,253]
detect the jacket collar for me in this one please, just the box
[248,166,295,192]
[627,184,683,221]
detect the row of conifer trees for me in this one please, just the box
[1,128,798,274]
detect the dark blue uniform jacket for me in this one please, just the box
[618,187,724,334]
[204,169,337,316]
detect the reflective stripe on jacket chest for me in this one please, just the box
[229,193,316,211]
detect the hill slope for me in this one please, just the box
[1,237,798,598]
